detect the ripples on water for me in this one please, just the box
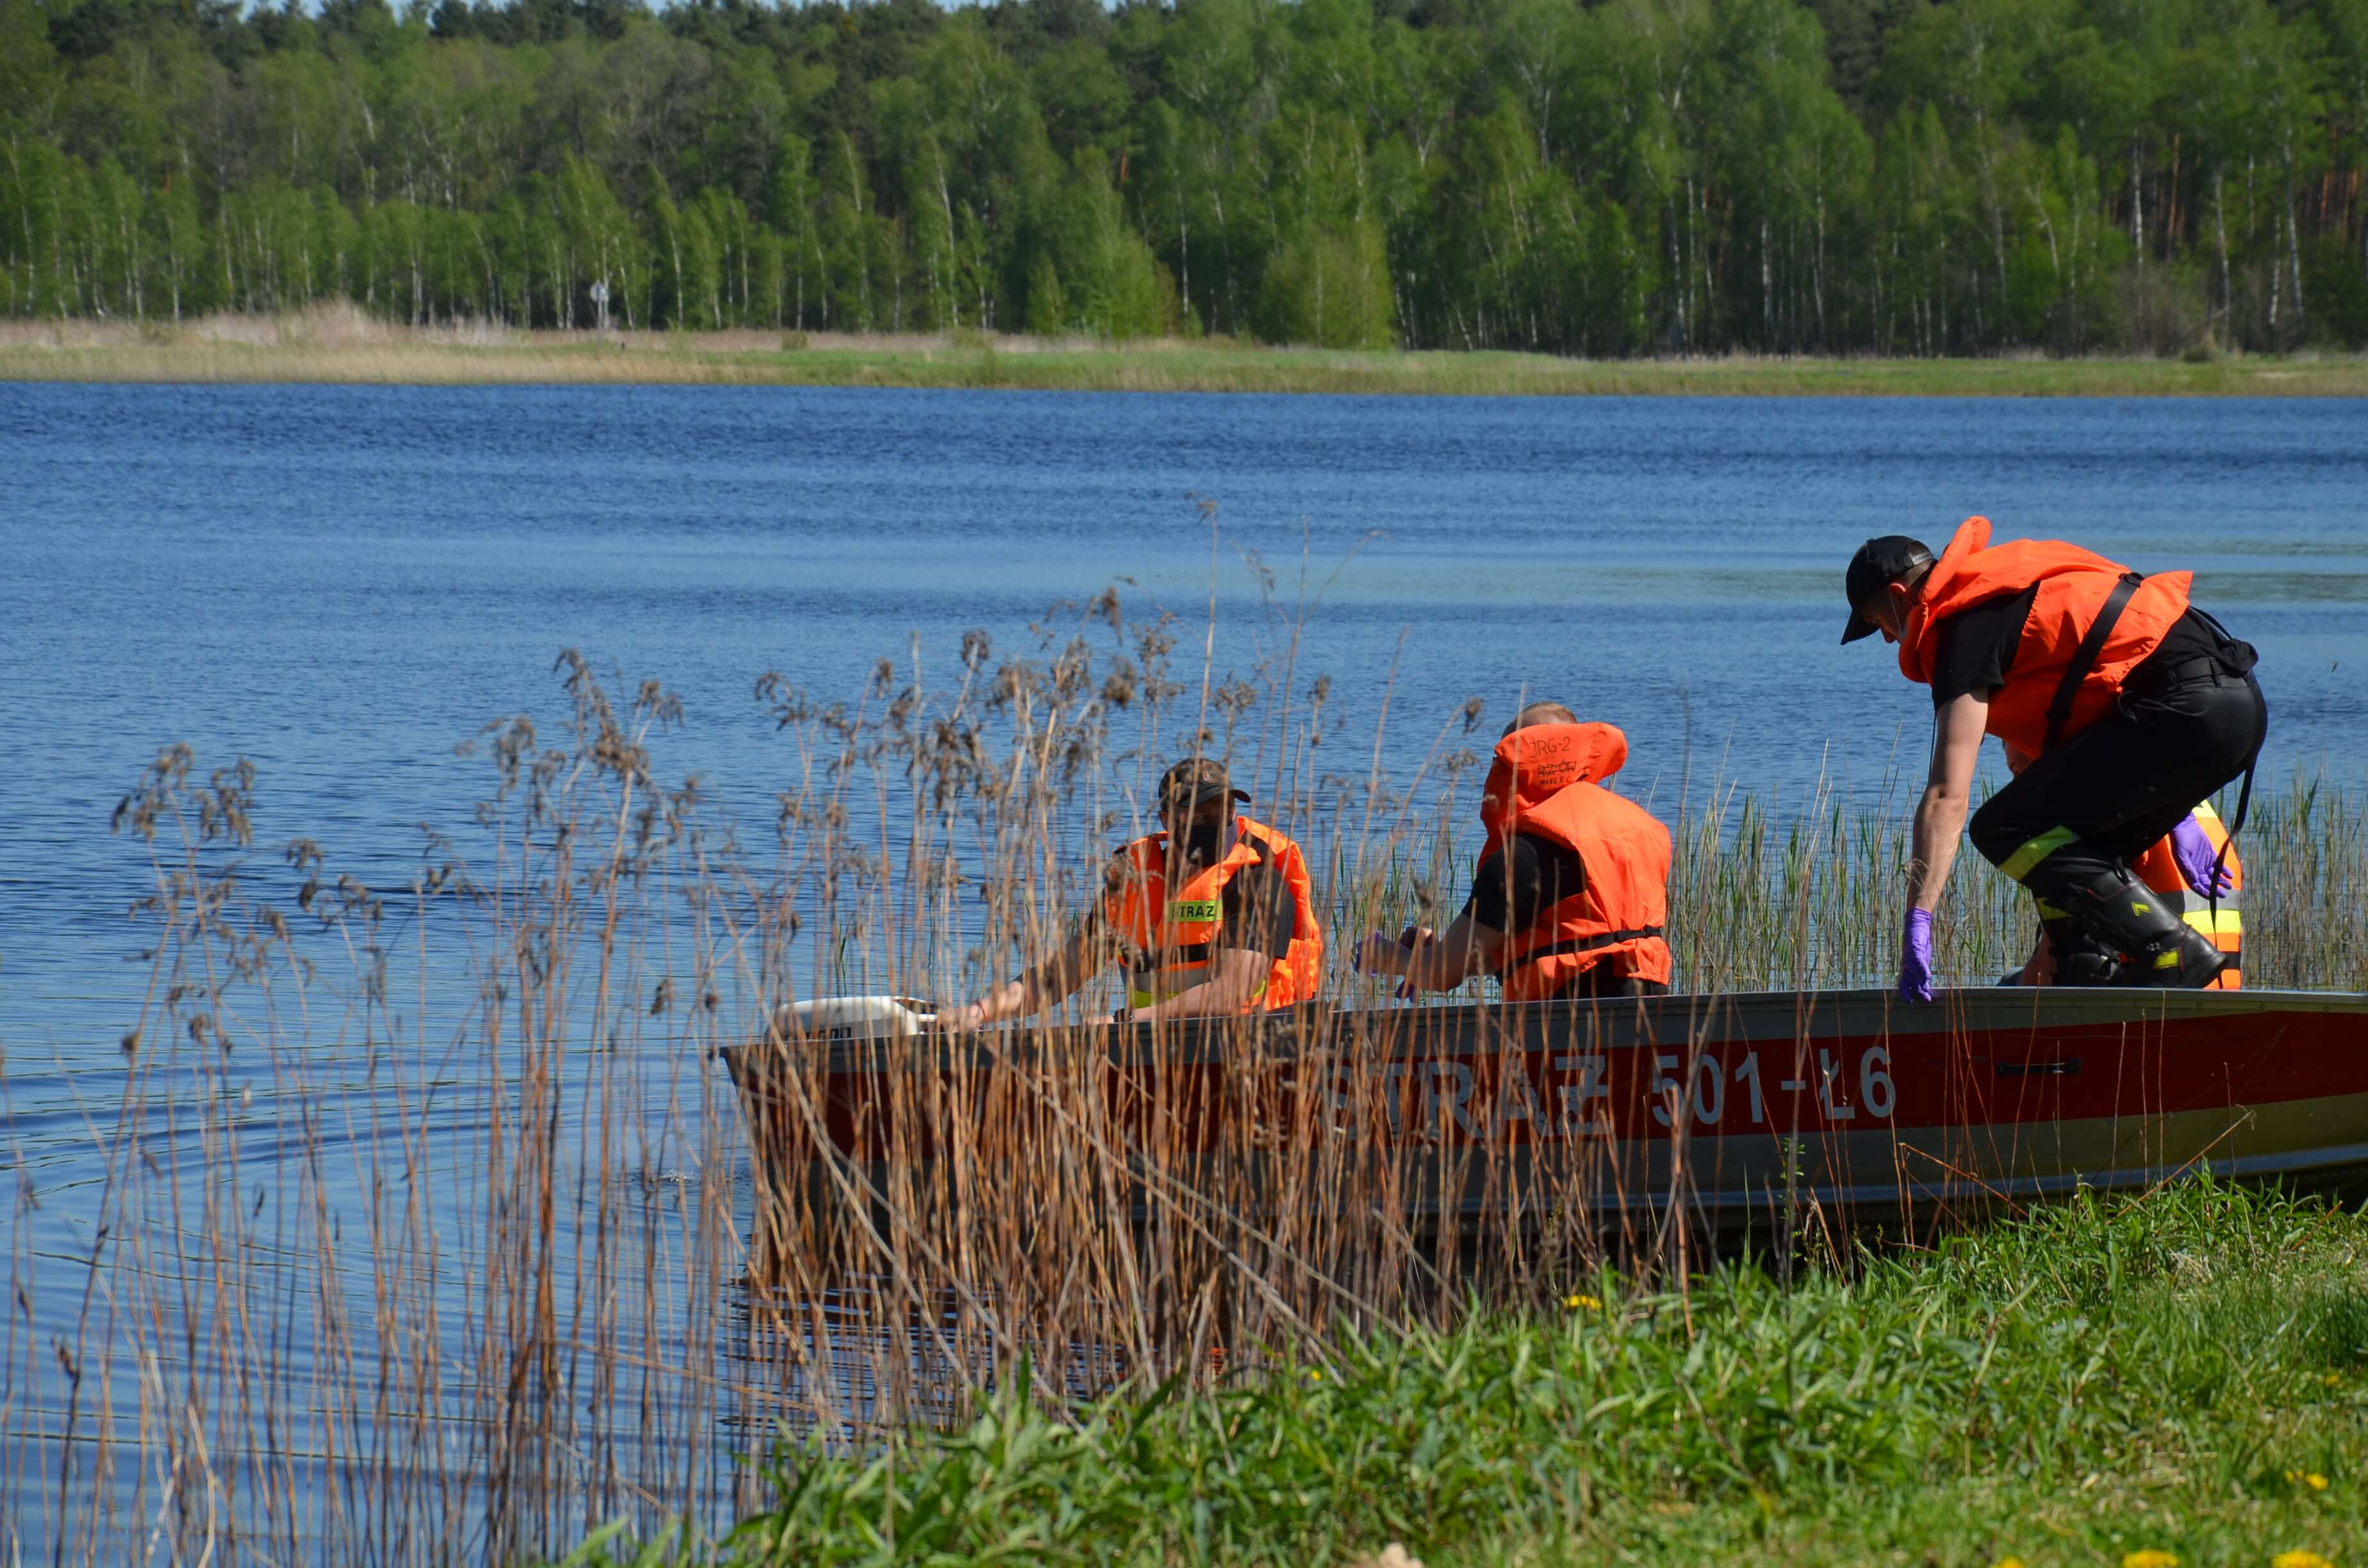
[4,387,2367,1560]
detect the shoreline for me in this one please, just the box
[6,314,2367,395]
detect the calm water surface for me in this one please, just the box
[4,385,2367,1556]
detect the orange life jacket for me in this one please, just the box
[1898,517,2192,758]
[2128,801,2244,990]
[1101,816,1324,1011]
[1477,723,1673,1000]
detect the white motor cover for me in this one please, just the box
[775,995,934,1041]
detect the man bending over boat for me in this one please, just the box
[1841,519,2266,1000]
[1357,703,1673,1002]
[933,759,1324,1029]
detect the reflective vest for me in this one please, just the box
[1101,817,1324,1011]
[2129,801,2245,990]
[1477,723,1673,1000]
[1898,517,2193,758]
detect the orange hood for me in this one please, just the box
[1479,722,1630,841]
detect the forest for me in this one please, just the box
[2,0,2365,356]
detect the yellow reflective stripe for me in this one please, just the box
[2002,826,2080,883]
[2151,949,2182,970]
[1131,972,1271,1011]
[2183,908,2242,937]
[2033,898,2069,920]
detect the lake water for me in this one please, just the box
[4,384,2367,1560]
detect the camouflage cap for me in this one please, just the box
[1157,758,1250,810]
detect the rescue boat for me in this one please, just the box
[721,987,2368,1246]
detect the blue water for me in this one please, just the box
[10,388,2368,1023]
[4,384,2366,1558]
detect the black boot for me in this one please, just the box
[2044,866,2229,990]
[2041,918,2121,986]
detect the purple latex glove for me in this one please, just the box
[1899,909,1936,1004]
[1356,929,1430,1000]
[2170,814,2235,899]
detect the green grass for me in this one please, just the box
[7,318,2368,395]
[577,1182,2368,1567]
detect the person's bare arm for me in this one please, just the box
[939,915,1117,1029]
[1130,947,1272,1022]
[1361,913,1508,993]
[1907,692,1990,913]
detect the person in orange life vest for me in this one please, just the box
[2010,794,2244,989]
[933,758,1324,1029]
[1357,703,1673,1001]
[1843,521,2266,1002]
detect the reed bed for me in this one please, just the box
[6,594,2362,1565]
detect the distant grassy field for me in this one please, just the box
[6,309,2367,395]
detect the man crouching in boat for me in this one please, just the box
[933,759,1324,1029]
[1843,519,2267,1001]
[1357,703,1673,1002]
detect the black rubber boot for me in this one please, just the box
[2123,922,2230,988]
[2044,865,2228,989]
[2041,919,2121,986]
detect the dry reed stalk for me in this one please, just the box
[9,585,2361,1565]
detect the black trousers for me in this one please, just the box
[1968,666,2267,901]
[1545,968,1670,1002]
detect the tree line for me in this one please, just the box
[3,0,2365,355]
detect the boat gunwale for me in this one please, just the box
[722,985,2368,1079]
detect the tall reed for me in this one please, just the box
[6,594,2358,1564]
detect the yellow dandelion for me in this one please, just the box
[2271,1551,2334,1568]
[2123,1551,2180,1568]
[2325,1373,2344,1387]
[2308,1473,2330,1491]
[1305,1368,1321,1382]
[1565,1293,1602,1311]
[1991,1556,2027,1568]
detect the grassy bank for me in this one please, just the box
[594,1183,2368,1567]
[7,311,2368,395]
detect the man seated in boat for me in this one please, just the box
[1841,519,2266,1000]
[2010,799,2245,990]
[1356,703,1673,1002]
[933,758,1324,1029]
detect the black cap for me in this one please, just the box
[1841,535,1935,644]
[1157,758,1249,811]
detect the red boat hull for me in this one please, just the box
[723,986,2368,1243]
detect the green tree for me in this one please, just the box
[768,132,823,329]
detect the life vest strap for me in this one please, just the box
[2043,571,2142,751]
[1502,926,1667,974]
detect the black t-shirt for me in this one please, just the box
[1108,858,1295,962]
[1211,864,1296,958]
[1928,593,2232,710]
[1463,832,1588,934]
